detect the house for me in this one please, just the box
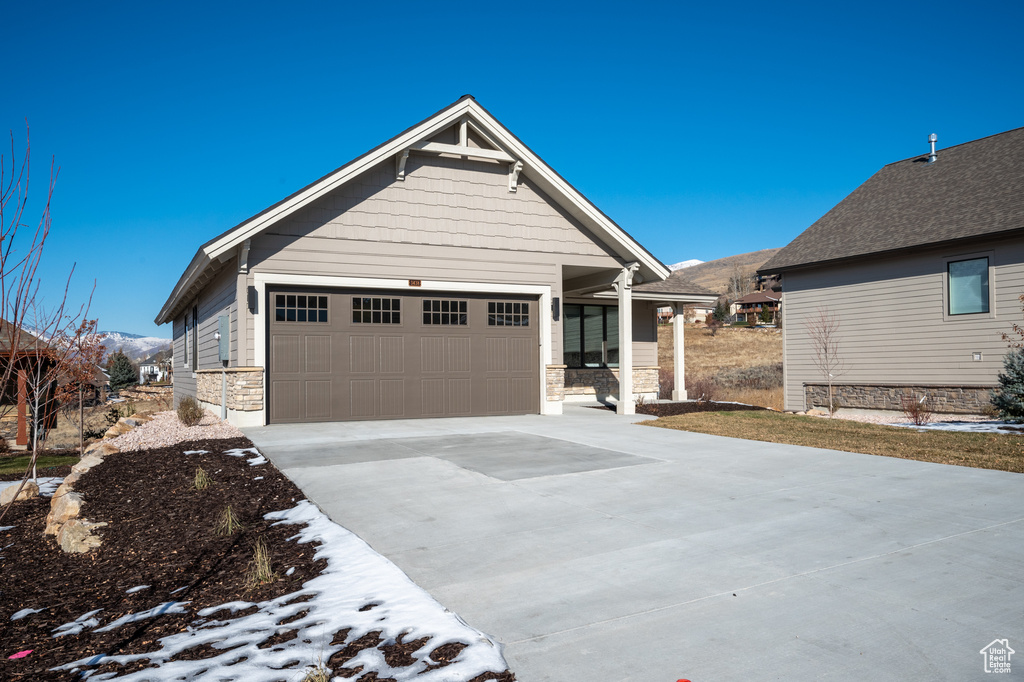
[0,320,58,445]
[759,127,1024,413]
[155,97,716,425]
[138,351,171,384]
[733,289,781,324]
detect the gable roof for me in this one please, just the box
[156,96,671,325]
[760,126,1024,274]
[733,290,781,305]
[631,269,718,300]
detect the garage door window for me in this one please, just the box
[423,299,468,325]
[276,294,329,323]
[353,297,401,324]
[488,301,529,326]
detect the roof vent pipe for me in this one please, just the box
[928,133,938,163]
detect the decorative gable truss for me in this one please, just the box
[396,117,525,192]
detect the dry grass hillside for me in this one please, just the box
[673,248,781,296]
[658,324,783,410]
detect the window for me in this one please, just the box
[182,315,190,368]
[276,294,329,323]
[487,301,529,326]
[563,304,618,368]
[191,305,198,369]
[353,297,401,324]
[948,257,989,315]
[423,299,468,325]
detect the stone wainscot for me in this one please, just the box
[547,365,660,403]
[196,367,264,414]
[805,382,997,414]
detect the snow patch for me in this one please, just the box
[11,607,45,620]
[54,500,509,680]
[223,447,267,466]
[890,420,1023,434]
[183,450,209,455]
[53,610,103,637]
[125,585,150,594]
[0,476,62,498]
[95,602,190,632]
[669,258,703,270]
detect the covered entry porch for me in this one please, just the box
[551,264,717,415]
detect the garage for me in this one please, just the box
[268,288,540,423]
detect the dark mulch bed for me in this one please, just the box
[590,400,768,417]
[0,436,515,681]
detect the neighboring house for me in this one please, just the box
[139,362,164,384]
[733,290,781,324]
[760,127,1024,413]
[156,96,716,426]
[0,320,58,445]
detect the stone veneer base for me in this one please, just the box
[805,383,997,415]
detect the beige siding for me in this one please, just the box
[172,265,238,406]
[633,300,658,367]
[781,235,1023,410]
[263,155,615,258]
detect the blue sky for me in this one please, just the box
[5,0,1022,337]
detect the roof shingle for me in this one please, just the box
[760,127,1024,273]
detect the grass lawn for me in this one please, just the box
[0,455,79,476]
[645,410,1024,474]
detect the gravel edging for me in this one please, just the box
[108,410,245,452]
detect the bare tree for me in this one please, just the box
[804,306,846,416]
[0,125,89,522]
[727,266,754,301]
[52,318,105,453]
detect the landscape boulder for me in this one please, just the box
[57,518,108,553]
[84,441,119,457]
[45,491,85,535]
[1,480,40,505]
[72,454,107,475]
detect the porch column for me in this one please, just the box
[672,302,687,400]
[615,263,639,415]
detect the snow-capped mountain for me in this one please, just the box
[668,259,704,270]
[100,332,171,362]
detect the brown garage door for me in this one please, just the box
[268,289,540,423]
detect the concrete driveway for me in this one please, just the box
[244,406,1024,681]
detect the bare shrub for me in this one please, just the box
[715,363,783,391]
[686,375,718,402]
[804,307,846,415]
[216,505,244,535]
[658,367,674,399]
[193,466,213,491]
[177,396,204,427]
[900,394,933,426]
[245,538,278,590]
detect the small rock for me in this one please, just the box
[127,414,153,423]
[83,442,119,457]
[57,518,108,553]
[72,455,106,474]
[45,491,85,535]
[1,480,40,505]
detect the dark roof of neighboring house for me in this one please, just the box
[760,126,1024,274]
[0,319,49,354]
[734,290,781,305]
[633,270,719,297]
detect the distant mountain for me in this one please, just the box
[100,331,171,363]
[669,248,782,297]
[668,259,704,270]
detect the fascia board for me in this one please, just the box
[155,252,212,325]
[593,291,720,304]
[203,103,475,262]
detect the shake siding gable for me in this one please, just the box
[781,234,1024,410]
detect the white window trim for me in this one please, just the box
[253,273,557,423]
[942,250,995,321]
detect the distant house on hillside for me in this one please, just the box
[733,290,781,324]
[760,127,1024,413]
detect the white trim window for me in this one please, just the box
[948,257,989,315]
